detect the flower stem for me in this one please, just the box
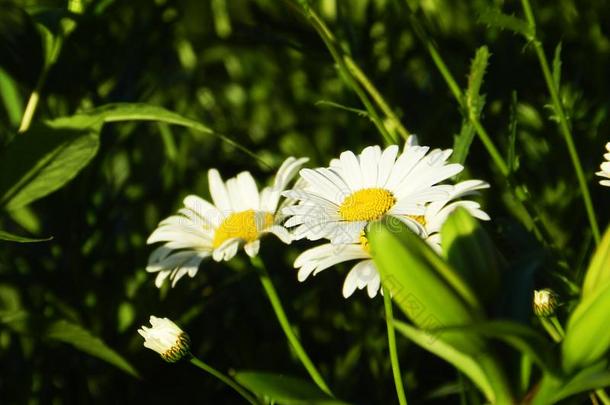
[519,0,601,244]
[383,287,408,405]
[403,2,557,250]
[250,256,334,397]
[289,0,399,144]
[189,356,260,405]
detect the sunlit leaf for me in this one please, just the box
[0,229,51,243]
[0,120,100,211]
[394,320,494,401]
[441,208,500,303]
[368,218,483,352]
[46,320,140,378]
[581,226,610,300]
[234,371,349,405]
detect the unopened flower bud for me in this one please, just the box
[138,316,190,363]
[533,289,558,317]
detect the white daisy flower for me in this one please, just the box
[596,142,610,187]
[146,157,308,287]
[138,316,190,363]
[293,179,490,298]
[282,139,463,244]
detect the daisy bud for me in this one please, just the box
[138,316,191,363]
[533,289,558,317]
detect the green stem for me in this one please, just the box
[251,256,334,397]
[519,0,601,244]
[189,357,260,405]
[404,3,559,249]
[540,318,562,343]
[383,287,408,405]
[344,57,411,140]
[596,390,610,405]
[290,1,397,144]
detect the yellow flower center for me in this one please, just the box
[339,188,396,221]
[213,209,274,248]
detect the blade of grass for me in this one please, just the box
[519,0,601,244]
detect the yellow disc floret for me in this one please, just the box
[339,188,396,221]
[213,209,274,248]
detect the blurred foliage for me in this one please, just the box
[1,0,610,403]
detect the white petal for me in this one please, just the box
[244,240,261,257]
[208,169,232,212]
[237,171,260,210]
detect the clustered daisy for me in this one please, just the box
[282,137,490,298]
[144,136,491,299]
[597,142,610,187]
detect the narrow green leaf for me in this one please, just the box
[46,320,140,378]
[0,120,100,211]
[73,103,271,168]
[552,43,562,91]
[233,371,349,405]
[368,218,483,353]
[478,8,533,38]
[581,226,610,300]
[552,362,610,402]
[0,67,23,126]
[562,281,610,373]
[441,207,500,303]
[394,320,494,401]
[0,229,51,243]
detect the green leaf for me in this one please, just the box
[440,320,557,373]
[233,371,349,405]
[368,218,483,352]
[0,229,51,243]
[441,207,501,303]
[0,120,100,211]
[532,361,610,404]
[46,320,140,378]
[553,362,610,402]
[71,103,270,168]
[465,46,489,118]
[507,91,519,174]
[581,226,610,300]
[0,67,23,126]
[478,8,533,38]
[394,320,494,401]
[562,280,610,373]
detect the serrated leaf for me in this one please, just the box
[46,320,139,378]
[466,46,490,118]
[478,8,533,38]
[0,229,51,243]
[0,120,100,211]
[233,372,349,405]
[451,120,476,165]
[394,320,494,401]
[441,208,500,304]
